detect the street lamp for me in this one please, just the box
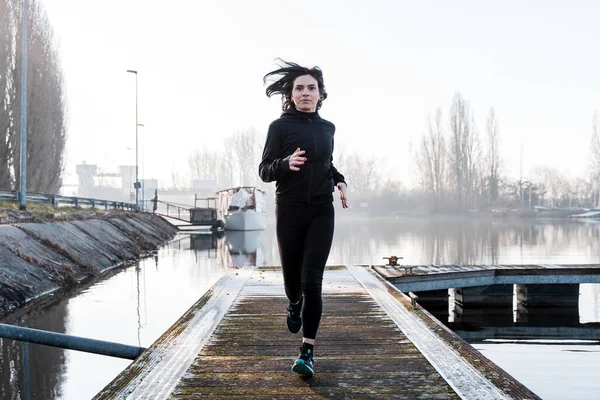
[137,123,145,210]
[126,70,140,211]
[19,0,29,210]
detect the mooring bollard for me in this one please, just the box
[408,292,418,308]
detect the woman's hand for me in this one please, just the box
[288,147,307,171]
[337,182,348,209]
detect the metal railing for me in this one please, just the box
[0,323,146,400]
[154,200,192,222]
[0,323,145,360]
[0,189,136,211]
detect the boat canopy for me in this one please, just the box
[218,187,266,214]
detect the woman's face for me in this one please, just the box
[291,74,321,112]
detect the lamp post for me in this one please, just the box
[137,123,144,209]
[19,0,29,210]
[126,70,139,211]
[138,124,145,210]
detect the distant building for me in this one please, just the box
[75,164,97,197]
[75,163,158,204]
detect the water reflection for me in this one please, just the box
[1,217,600,399]
[0,303,70,399]
[325,217,600,266]
[189,231,224,257]
[416,281,600,399]
[188,230,266,268]
[223,230,266,268]
[417,284,600,342]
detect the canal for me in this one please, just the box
[1,216,599,399]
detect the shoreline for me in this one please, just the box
[0,210,178,319]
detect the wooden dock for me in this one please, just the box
[94,266,539,399]
[373,263,600,292]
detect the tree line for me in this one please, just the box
[188,94,599,215]
[187,129,408,212]
[0,0,66,194]
[415,93,600,213]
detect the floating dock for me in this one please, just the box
[94,265,540,399]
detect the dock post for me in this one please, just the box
[449,288,464,323]
[514,284,528,324]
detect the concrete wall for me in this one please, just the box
[0,213,178,318]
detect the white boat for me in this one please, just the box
[217,186,266,231]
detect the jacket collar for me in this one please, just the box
[281,107,320,120]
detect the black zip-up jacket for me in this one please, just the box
[259,108,346,205]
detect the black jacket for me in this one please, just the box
[259,108,346,205]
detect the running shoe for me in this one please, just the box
[286,298,302,333]
[292,343,314,378]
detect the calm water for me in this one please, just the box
[1,216,600,399]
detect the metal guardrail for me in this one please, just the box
[0,323,145,360]
[0,189,136,211]
[154,200,192,222]
[0,323,145,400]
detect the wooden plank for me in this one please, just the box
[169,268,460,399]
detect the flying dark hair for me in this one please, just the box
[263,59,328,111]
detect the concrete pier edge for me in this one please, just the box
[351,265,540,400]
[93,269,253,400]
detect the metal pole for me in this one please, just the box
[0,323,145,360]
[137,123,144,211]
[19,0,29,210]
[135,73,139,212]
[23,342,30,400]
[126,70,139,211]
[141,125,144,211]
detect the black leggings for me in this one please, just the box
[276,202,335,340]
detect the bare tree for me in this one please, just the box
[590,113,600,207]
[448,93,480,210]
[486,107,500,202]
[24,1,66,193]
[225,128,264,187]
[572,177,593,208]
[465,119,482,209]
[218,144,236,189]
[531,166,565,208]
[1,0,66,194]
[189,128,265,191]
[330,145,382,204]
[170,165,183,189]
[0,0,16,189]
[416,107,446,211]
[188,147,219,181]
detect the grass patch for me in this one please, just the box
[0,202,107,213]
[0,201,18,210]
[0,202,116,224]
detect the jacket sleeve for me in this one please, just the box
[330,158,346,186]
[330,136,346,186]
[258,121,290,182]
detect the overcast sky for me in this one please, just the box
[40,0,600,189]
